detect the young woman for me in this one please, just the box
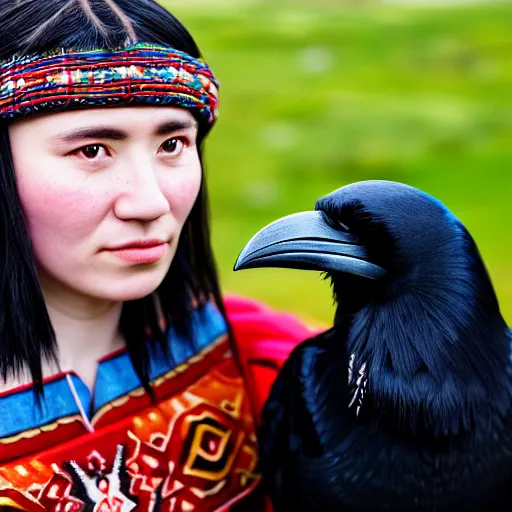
[0,1,311,510]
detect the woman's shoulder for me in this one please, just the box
[0,370,34,394]
[223,295,324,410]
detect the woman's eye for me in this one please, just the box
[76,144,108,160]
[161,137,185,155]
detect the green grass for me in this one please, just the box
[164,0,512,325]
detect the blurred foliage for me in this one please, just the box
[164,0,512,325]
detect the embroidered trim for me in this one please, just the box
[0,43,219,123]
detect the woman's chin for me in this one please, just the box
[78,267,170,302]
[109,276,168,302]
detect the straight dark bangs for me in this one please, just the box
[0,0,231,398]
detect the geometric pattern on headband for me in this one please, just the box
[0,43,219,124]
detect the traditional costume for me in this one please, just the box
[0,296,311,511]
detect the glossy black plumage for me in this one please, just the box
[236,181,512,511]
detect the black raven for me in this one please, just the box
[234,180,512,511]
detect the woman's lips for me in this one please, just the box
[107,242,168,264]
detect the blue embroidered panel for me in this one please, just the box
[0,375,85,438]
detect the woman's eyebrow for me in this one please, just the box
[55,120,197,143]
[55,127,127,143]
[154,119,197,136]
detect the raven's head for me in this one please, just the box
[235,180,510,436]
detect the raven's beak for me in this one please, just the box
[234,211,386,279]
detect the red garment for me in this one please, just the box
[224,295,318,415]
[0,296,315,511]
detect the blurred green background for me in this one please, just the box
[164,0,512,326]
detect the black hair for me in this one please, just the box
[0,0,233,397]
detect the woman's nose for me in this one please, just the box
[113,159,171,222]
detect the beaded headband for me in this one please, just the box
[0,43,219,124]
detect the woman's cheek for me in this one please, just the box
[164,164,202,222]
[18,175,110,241]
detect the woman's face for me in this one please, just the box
[9,106,202,303]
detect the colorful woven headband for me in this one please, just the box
[0,43,219,124]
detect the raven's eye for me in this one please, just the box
[336,220,351,232]
[324,213,351,232]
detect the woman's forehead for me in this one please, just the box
[10,106,199,137]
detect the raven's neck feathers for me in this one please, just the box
[332,214,511,438]
[347,287,510,438]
